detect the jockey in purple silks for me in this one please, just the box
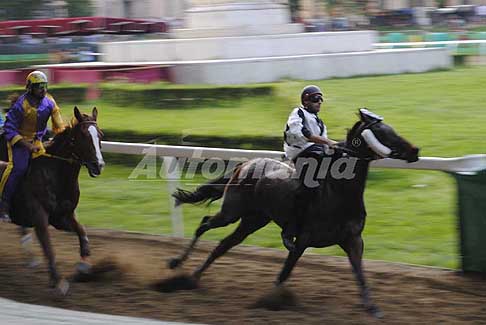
[0,71,66,222]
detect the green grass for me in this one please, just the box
[67,67,486,269]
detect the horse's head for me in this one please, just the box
[345,108,419,162]
[71,106,105,177]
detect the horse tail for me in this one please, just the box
[172,163,242,207]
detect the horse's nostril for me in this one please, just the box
[407,150,419,162]
[408,157,419,163]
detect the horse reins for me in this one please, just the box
[40,152,77,164]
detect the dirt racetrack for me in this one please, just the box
[0,224,485,324]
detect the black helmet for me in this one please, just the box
[301,85,323,104]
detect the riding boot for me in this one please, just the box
[282,173,308,251]
[0,200,11,223]
[282,187,309,252]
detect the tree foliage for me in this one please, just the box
[65,0,94,17]
[288,0,301,21]
[0,0,43,20]
[0,0,93,20]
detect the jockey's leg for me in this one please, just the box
[281,153,321,251]
[0,142,30,222]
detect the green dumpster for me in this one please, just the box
[453,170,486,273]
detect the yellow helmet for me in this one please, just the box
[26,70,48,90]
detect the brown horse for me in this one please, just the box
[170,109,419,317]
[2,107,104,294]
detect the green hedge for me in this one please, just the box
[100,83,274,109]
[103,129,281,150]
[0,54,49,62]
[0,84,89,106]
[0,59,50,70]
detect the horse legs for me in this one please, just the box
[169,212,238,269]
[275,238,307,285]
[340,235,382,318]
[66,212,92,274]
[34,219,58,286]
[66,212,91,260]
[33,207,69,295]
[192,217,269,280]
[50,211,91,260]
[18,227,40,268]
[33,222,59,284]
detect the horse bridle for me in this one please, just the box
[45,120,101,165]
[333,119,383,161]
[71,120,102,165]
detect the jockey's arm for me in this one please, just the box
[47,95,65,134]
[4,100,24,146]
[286,109,313,144]
[307,134,338,147]
[287,109,337,147]
[3,102,40,153]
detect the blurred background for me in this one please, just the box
[1,0,485,271]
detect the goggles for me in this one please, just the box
[309,94,323,103]
[31,82,48,90]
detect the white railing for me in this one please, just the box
[100,141,486,236]
[101,141,486,173]
[374,40,486,56]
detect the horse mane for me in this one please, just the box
[346,121,363,143]
[44,125,73,154]
[45,113,98,154]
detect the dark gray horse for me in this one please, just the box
[170,109,419,317]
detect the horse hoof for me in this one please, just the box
[168,258,182,269]
[56,279,70,296]
[367,305,384,319]
[76,261,93,275]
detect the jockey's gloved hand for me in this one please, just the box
[18,139,41,153]
[328,140,338,147]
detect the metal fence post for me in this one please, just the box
[452,170,486,273]
[161,156,184,237]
